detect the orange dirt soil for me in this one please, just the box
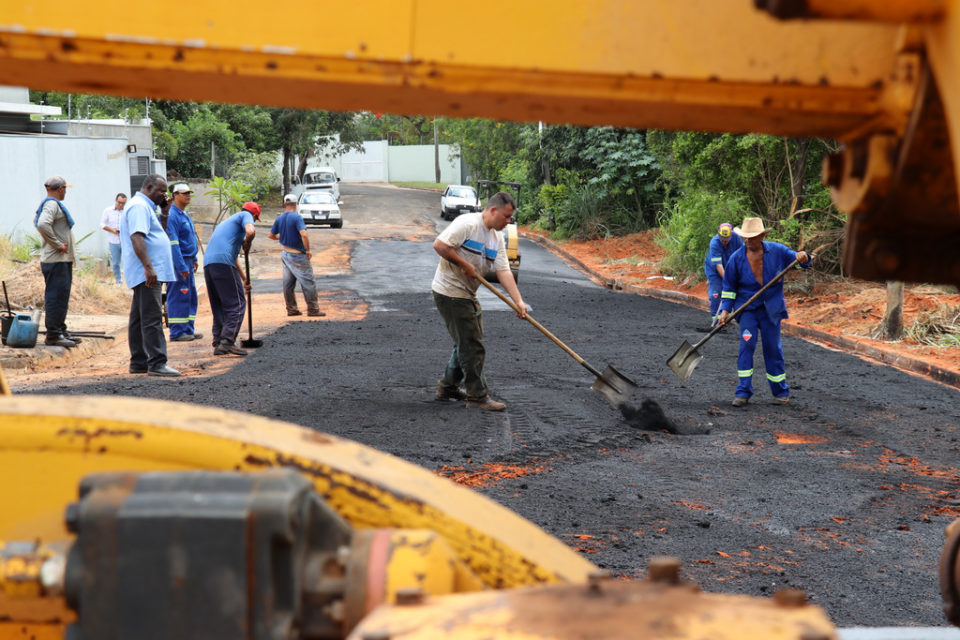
[523,228,960,380]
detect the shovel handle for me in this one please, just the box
[476,274,604,379]
[693,256,803,350]
[244,248,255,341]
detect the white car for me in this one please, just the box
[297,191,343,228]
[295,167,341,201]
[440,185,480,221]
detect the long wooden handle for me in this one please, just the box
[476,274,603,379]
[693,257,802,350]
[244,249,254,339]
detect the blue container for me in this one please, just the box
[7,313,38,348]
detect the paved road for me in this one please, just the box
[27,183,960,628]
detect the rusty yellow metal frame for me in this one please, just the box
[348,579,837,640]
[0,395,594,589]
[0,1,911,137]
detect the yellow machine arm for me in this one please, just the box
[0,397,837,639]
[0,1,959,283]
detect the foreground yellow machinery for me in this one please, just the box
[1,1,960,638]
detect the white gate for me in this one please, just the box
[340,140,387,182]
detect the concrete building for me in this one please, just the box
[0,87,164,261]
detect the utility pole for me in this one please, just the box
[434,117,441,184]
[211,141,216,179]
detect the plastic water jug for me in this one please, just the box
[6,313,38,348]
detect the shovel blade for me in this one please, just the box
[241,339,264,349]
[591,364,638,408]
[667,340,702,381]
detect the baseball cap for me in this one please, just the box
[718,222,733,238]
[44,175,72,189]
[283,193,298,204]
[171,183,193,194]
[241,201,261,220]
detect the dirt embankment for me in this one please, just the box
[523,228,960,379]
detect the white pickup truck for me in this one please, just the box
[290,167,341,202]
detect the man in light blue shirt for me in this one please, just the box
[203,202,259,356]
[120,174,179,377]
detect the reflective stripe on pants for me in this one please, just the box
[735,307,789,399]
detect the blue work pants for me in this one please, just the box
[167,267,198,338]
[735,307,789,400]
[707,275,723,324]
[204,263,246,346]
[41,261,73,334]
[281,251,319,313]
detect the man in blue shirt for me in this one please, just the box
[268,194,324,317]
[165,183,204,342]
[718,217,810,407]
[701,222,743,331]
[120,174,179,377]
[203,202,259,356]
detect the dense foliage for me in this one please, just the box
[648,132,843,276]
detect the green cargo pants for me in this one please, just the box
[434,291,488,400]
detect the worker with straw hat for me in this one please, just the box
[718,217,810,407]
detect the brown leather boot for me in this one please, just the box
[436,383,466,401]
[465,396,506,411]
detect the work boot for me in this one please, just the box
[731,396,748,407]
[436,383,467,401]
[44,334,76,348]
[170,334,195,342]
[287,309,302,317]
[307,309,326,317]
[214,341,248,356]
[773,395,790,405]
[192,332,204,339]
[63,332,83,344]
[465,396,506,411]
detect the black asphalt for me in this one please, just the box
[27,184,960,628]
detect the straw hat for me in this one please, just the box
[734,217,768,238]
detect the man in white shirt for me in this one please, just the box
[431,191,526,411]
[101,193,127,284]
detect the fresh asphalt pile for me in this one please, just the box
[25,185,960,629]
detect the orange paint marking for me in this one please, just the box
[775,431,829,444]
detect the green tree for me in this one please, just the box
[649,131,843,275]
[168,106,245,178]
[230,151,282,200]
[442,118,527,185]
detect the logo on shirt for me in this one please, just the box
[742,329,753,342]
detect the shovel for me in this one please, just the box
[667,257,802,381]
[241,248,263,349]
[476,274,637,408]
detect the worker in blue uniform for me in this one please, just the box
[165,183,203,342]
[718,217,810,407]
[701,222,743,330]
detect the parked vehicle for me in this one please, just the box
[477,179,521,283]
[440,184,480,220]
[292,167,341,202]
[297,191,343,228]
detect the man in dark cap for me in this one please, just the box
[34,175,80,348]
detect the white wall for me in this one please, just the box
[0,135,130,259]
[387,144,461,183]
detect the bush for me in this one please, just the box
[656,190,749,276]
[229,151,281,200]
